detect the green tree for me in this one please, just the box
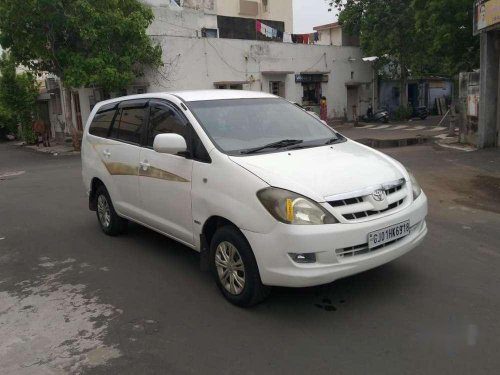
[0,53,39,142]
[328,0,479,105]
[330,0,419,107]
[413,0,479,76]
[0,0,162,148]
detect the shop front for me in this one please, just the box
[295,73,329,115]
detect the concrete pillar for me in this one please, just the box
[478,31,500,148]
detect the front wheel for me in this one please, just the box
[95,185,128,236]
[210,226,270,307]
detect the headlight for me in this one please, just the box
[257,188,338,225]
[408,172,422,200]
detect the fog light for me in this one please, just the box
[289,253,317,264]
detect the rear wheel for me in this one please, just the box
[210,226,270,307]
[95,185,127,236]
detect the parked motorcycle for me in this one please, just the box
[362,106,389,123]
[411,106,429,120]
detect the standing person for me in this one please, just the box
[43,120,51,147]
[32,119,45,147]
[320,96,328,122]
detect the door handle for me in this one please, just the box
[102,150,111,158]
[140,161,150,170]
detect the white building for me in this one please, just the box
[51,0,374,140]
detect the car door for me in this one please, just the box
[104,99,148,217]
[139,100,194,246]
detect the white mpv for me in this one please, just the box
[82,90,428,307]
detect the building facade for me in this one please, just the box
[474,0,500,148]
[51,0,374,139]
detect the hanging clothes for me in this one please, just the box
[314,32,319,42]
[303,34,309,44]
[283,32,292,43]
[260,24,269,37]
[256,20,262,33]
[277,30,284,41]
[272,28,278,39]
[266,24,274,38]
[296,35,303,43]
[291,34,298,43]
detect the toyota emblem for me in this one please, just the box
[372,189,386,202]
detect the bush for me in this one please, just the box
[393,106,412,121]
[0,53,39,143]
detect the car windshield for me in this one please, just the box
[187,98,338,155]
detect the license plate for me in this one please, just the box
[368,221,410,249]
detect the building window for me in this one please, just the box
[216,84,243,90]
[202,28,218,38]
[269,81,285,97]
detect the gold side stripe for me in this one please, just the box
[104,162,139,176]
[139,166,190,183]
[103,162,190,183]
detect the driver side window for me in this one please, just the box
[147,104,188,148]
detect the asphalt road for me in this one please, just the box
[1,142,500,375]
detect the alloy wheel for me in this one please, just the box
[97,195,111,228]
[215,241,246,295]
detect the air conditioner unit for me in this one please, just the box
[240,0,258,16]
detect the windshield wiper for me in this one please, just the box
[240,139,303,155]
[325,137,339,145]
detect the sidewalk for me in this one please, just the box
[20,142,78,156]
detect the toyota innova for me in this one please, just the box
[81,90,428,307]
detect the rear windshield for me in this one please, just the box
[187,98,337,155]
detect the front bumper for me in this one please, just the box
[242,192,428,287]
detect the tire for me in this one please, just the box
[95,185,128,236]
[209,226,270,307]
[382,116,389,123]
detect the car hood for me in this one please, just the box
[229,140,406,202]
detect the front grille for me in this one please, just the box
[336,221,422,259]
[328,180,407,221]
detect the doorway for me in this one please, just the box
[346,86,359,121]
[408,83,419,109]
[37,101,51,138]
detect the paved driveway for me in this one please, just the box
[1,142,499,374]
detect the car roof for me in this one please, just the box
[95,90,277,109]
[172,90,277,102]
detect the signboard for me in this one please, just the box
[467,95,480,117]
[295,74,329,83]
[474,0,500,34]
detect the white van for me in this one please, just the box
[81,90,427,307]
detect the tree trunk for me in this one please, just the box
[400,65,408,109]
[62,83,80,151]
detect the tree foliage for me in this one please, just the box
[328,0,479,78]
[0,53,39,141]
[413,0,479,76]
[0,0,162,93]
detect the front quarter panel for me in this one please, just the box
[192,150,277,248]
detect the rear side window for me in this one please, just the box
[88,104,117,138]
[109,100,148,145]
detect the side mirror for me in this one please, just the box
[153,133,187,155]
